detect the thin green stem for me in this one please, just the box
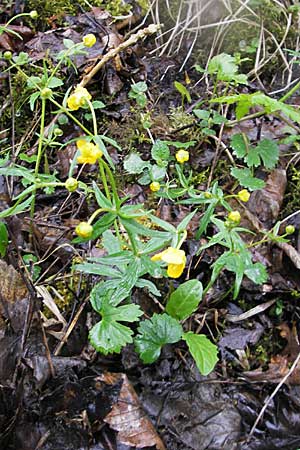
[122,222,138,255]
[98,160,112,203]
[101,159,120,209]
[50,98,91,135]
[87,98,98,136]
[280,80,300,103]
[31,97,46,217]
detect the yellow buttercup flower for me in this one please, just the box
[75,222,93,238]
[237,189,250,202]
[151,247,186,278]
[83,34,97,47]
[228,210,241,224]
[67,86,92,111]
[150,181,160,192]
[76,139,103,164]
[176,149,189,164]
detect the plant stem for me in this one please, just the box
[98,160,112,203]
[102,159,120,210]
[31,97,46,217]
[87,99,98,136]
[280,80,300,103]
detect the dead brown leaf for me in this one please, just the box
[99,372,166,449]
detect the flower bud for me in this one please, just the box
[83,34,97,48]
[285,225,295,235]
[150,181,160,192]
[40,87,52,99]
[176,149,189,164]
[228,210,241,224]
[29,10,38,19]
[75,222,93,239]
[237,189,250,202]
[3,51,12,60]
[204,191,212,199]
[65,177,78,192]
[54,127,63,137]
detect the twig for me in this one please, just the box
[248,350,300,438]
[78,24,160,88]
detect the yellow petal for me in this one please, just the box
[151,252,163,262]
[160,247,186,265]
[167,262,185,278]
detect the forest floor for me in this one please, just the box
[1,3,300,450]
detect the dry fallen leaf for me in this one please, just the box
[99,372,166,449]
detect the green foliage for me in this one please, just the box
[206,53,248,85]
[128,82,148,107]
[230,167,265,190]
[135,313,183,363]
[174,81,191,104]
[230,133,279,169]
[183,332,219,376]
[166,279,203,320]
[0,222,8,257]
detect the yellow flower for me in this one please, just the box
[83,34,97,47]
[76,139,103,164]
[75,222,93,238]
[228,210,241,223]
[176,149,189,164]
[67,86,92,110]
[237,189,250,202]
[150,181,160,192]
[151,247,186,278]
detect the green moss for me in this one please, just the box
[27,0,133,26]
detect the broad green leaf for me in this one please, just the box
[47,77,63,88]
[0,166,35,181]
[151,140,170,161]
[124,153,149,174]
[254,139,279,169]
[230,133,249,159]
[89,319,134,354]
[111,258,141,305]
[100,301,143,323]
[0,222,8,257]
[183,332,218,375]
[135,313,183,363]
[148,214,176,232]
[245,263,268,284]
[130,81,148,94]
[193,109,210,120]
[166,279,203,320]
[150,164,166,180]
[92,100,105,109]
[29,92,40,111]
[121,217,169,238]
[231,167,265,190]
[88,251,133,266]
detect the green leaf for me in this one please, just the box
[174,81,191,103]
[0,195,34,218]
[124,153,150,174]
[94,135,115,169]
[207,53,238,81]
[89,319,134,354]
[92,100,105,109]
[254,139,279,169]
[102,230,121,254]
[183,332,218,375]
[166,279,203,320]
[135,278,161,296]
[230,133,249,159]
[231,167,265,191]
[29,92,40,111]
[47,77,63,88]
[92,181,112,209]
[177,210,197,232]
[75,262,122,278]
[245,262,268,284]
[0,222,8,257]
[135,313,183,363]
[151,140,170,161]
[130,81,148,94]
[193,109,210,120]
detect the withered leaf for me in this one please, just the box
[99,372,165,449]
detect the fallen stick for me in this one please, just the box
[78,23,160,88]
